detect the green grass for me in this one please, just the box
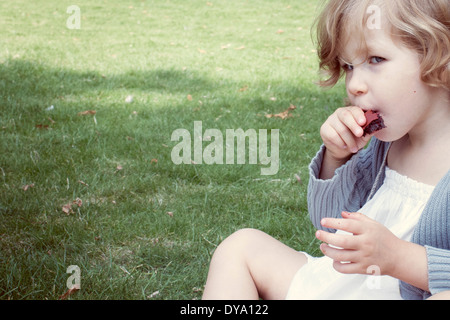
[0,0,346,299]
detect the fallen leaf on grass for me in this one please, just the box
[36,117,56,129]
[62,203,73,215]
[59,285,80,300]
[120,266,131,275]
[148,290,160,299]
[166,211,174,217]
[125,95,133,103]
[77,110,96,116]
[22,183,35,191]
[265,104,296,119]
[187,94,193,101]
[78,180,89,187]
[74,198,82,207]
[62,198,83,215]
[35,124,49,129]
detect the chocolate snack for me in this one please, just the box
[363,110,386,136]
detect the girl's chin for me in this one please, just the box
[373,129,407,143]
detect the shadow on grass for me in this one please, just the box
[0,58,344,184]
[0,59,215,109]
[0,58,341,114]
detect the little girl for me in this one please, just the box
[202,0,449,300]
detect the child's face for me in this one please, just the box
[339,25,444,142]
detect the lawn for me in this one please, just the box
[0,0,346,299]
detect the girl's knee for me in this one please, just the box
[428,290,450,300]
[213,228,266,259]
[226,228,266,243]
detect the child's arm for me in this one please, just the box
[307,107,386,231]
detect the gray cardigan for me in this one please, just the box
[307,138,450,300]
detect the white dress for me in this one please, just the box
[286,167,435,300]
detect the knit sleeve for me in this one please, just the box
[399,246,450,300]
[400,171,450,300]
[426,246,450,294]
[307,139,388,232]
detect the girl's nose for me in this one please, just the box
[346,70,368,97]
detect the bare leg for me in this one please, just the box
[202,228,308,300]
[427,291,450,300]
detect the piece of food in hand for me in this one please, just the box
[362,110,386,136]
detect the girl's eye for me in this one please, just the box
[369,56,385,64]
[341,63,353,71]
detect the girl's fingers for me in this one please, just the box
[316,229,358,250]
[319,214,364,235]
[321,117,357,154]
[320,107,367,156]
[319,243,359,266]
[336,107,365,138]
[333,120,360,153]
[332,260,361,274]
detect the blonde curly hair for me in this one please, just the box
[314,0,450,91]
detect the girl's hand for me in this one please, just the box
[320,106,371,161]
[315,211,401,276]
